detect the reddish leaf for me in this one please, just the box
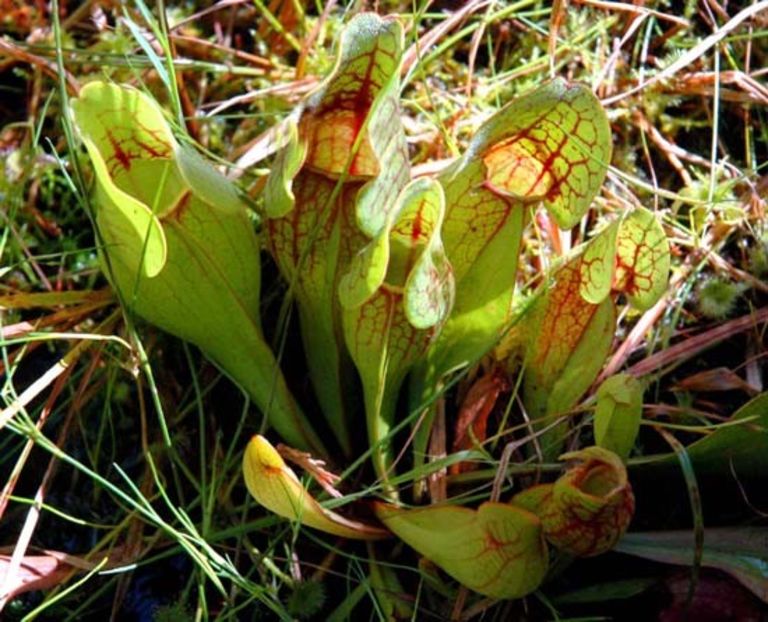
[613,207,670,310]
[522,258,617,457]
[673,367,759,395]
[263,14,410,451]
[514,447,634,557]
[450,369,510,474]
[0,549,115,602]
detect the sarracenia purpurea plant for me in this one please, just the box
[71,11,677,604]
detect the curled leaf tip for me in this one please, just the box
[72,81,324,454]
[513,446,634,557]
[613,207,670,310]
[300,12,404,182]
[243,435,388,540]
[467,78,612,230]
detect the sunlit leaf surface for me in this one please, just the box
[440,79,611,366]
[375,501,547,599]
[478,78,612,229]
[411,80,613,455]
[243,435,388,540]
[341,179,453,482]
[579,220,620,304]
[522,259,616,457]
[613,207,670,310]
[72,82,324,453]
[264,14,409,452]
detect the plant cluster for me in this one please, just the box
[2,2,767,620]
[69,10,670,607]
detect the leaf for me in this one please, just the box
[452,369,510,460]
[242,435,388,540]
[72,82,325,454]
[667,391,768,477]
[613,207,670,310]
[513,447,635,557]
[409,80,612,468]
[510,208,668,459]
[400,181,454,330]
[340,178,453,325]
[341,179,453,483]
[579,220,620,304]
[521,258,617,458]
[594,373,644,461]
[264,11,409,229]
[477,78,612,230]
[71,81,171,277]
[263,13,410,452]
[0,551,102,601]
[176,141,246,216]
[616,528,768,603]
[673,367,759,395]
[263,119,306,219]
[375,501,548,599]
[579,208,669,310]
[552,578,657,604]
[337,221,390,310]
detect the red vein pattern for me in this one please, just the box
[263,14,409,447]
[422,80,611,387]
[375,501,548,599]
[613,208,670,309]
[515,447,634,557]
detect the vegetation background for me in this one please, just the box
[1,0,767,620]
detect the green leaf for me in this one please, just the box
[511,208,668,459]
[341,179,453,485]
[579,220,620,304]
[243,435,388,540]
[176,141,246,216]
[368,548,413,619]
[513,447,635,557]
[475,78,612,230]
[72,81,325,454]
[401,182,453,330]
[669,391,768,477]
[263,119,306,219]
[337,225,390,310]
[409,80,612,471]
[375,501,548,599]
[71,81,172,277]
[552,578,657,605]
[339,178,453,326]
[614,207,670,310]
[616,528,768,603]
[263,13,410,453]
[594,373,644,461]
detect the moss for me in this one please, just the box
[696,277,745,319]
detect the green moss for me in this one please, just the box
[287,581,326,619]
[696,277,745,319]
[748,236,768,277]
